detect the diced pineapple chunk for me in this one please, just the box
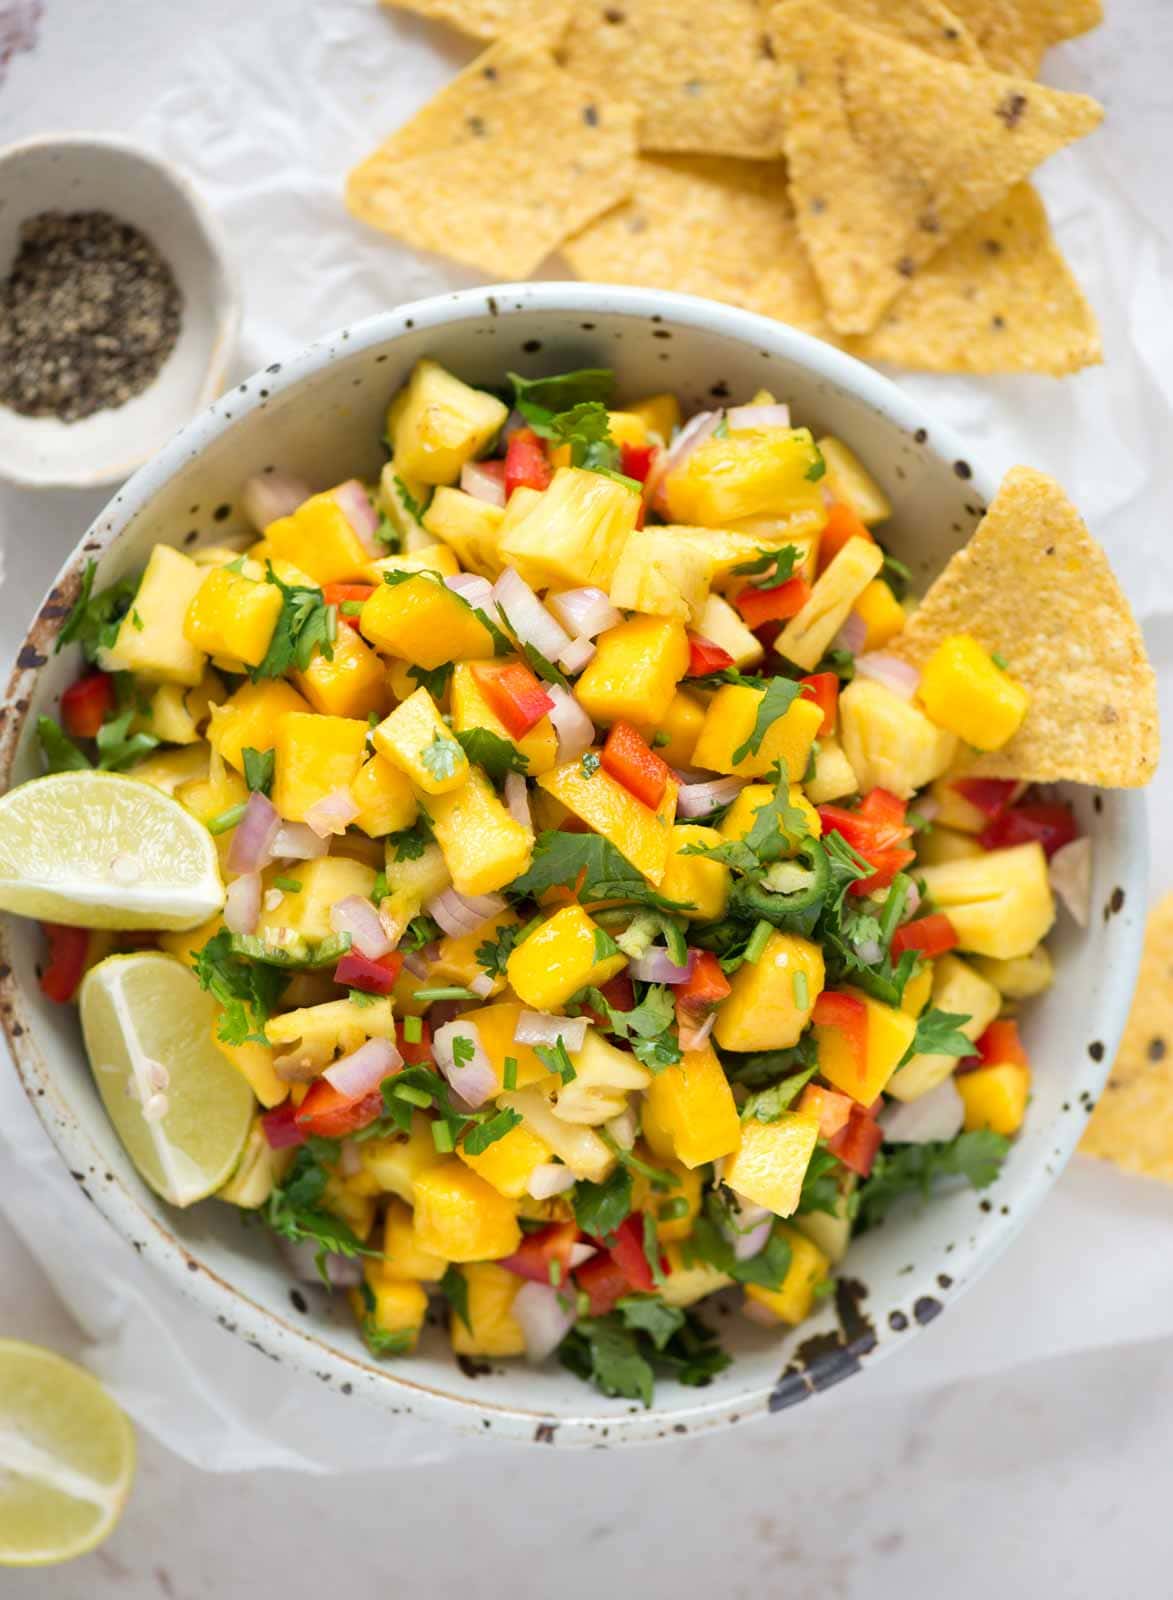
[814,989,917,1105]
[916,825,984,866]
[660,1243,734,1308]
[957,1063,1030,1135]
[627,392,680,442]
[537,759,677,885]
[429,769,534,896]
[265,995,393,1073]
[351,1265,428,1353]
[412,1160,521,1262]
[670,525,817,587]
[256,856,376,944]
[103,545,209,685]
[499,467,640,589]
[422,486,506,578]
[449,1263,526,1357]
[692,683,823,780]
[265,487,372,585]
[459,1121,552,1199]
[184,566,283,670]
[207,679,312,771]
[969,944,1054,1000]
[376,459,432,548]
[293,626,387,721]
[174,758,247,829]
[497,1087,615,1183]
[128,743,210,796]
[365,542,460,584]
[715,931,824,1053]
[792,1178,856,1265]
[217,1118,293,1209]
[372,686,468,796]
[272,711,369,821]
[634,689,705,770]
[817,437,892,526]
[696,592,764,670]
[776,535,885,671]
[135,670,224,746]
[608,527,712,623]
[575,614,689,727]
[349,752,418,837]
[725,1113,821,1218]
[664,427,828,529]
[382,1198,446,1281]
[359,1114,442,1201]
[506,904,627,1012]
[641,1044,741,1168]
[885,954,1001,1101]
[553,1029,651,1125]
[926,775,993,834]
[916,634,1029,751]
[918,843,1055,961]
[854,579,905,651]
[451,661,557,777]
[387,359,508,485]
[360,572,495,669]
[744,1225,829,1324]
[457,999,556,1091]
[658,824,730,922]
[804,736,859,804]
[839,678,957,799]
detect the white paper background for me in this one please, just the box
[0,0,1172,1473]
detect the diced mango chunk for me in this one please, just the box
[184,566,283,670]
[692,684,823,780]
[886,954,1001,1102]
[387,359,508,485]
[575,614,689,727]
[135,670,223,746]
[776,535,885,672]
[211,1031,288,1109]
[633,689,704,771]
[103,545,209,686]
[918,843,1055,960]
[349,752,419,837]
[451,660,557,777]
[428,768,533,896]
[725,1112,821,1218]
[360,573,495,670]
[627,392,680,441]
[499,467,639,589]
[814,988,916,1105]
[294,625,388,721]
[839,678,958,800]
[719,782,820,847]
[265,489,372,585]
[642,1044,741,1169]
[854,579,905,651]
[957,1064,1030,1136]
[412,1160,521,1262]
[359,1114,443,1201]
[537,759,677,887]
[207,679,312,771]
[917,634,1029,751]
[458,999,557,1091]
[373,686,468,796]
[350,1265,428,1354]
[459,1121,552,1199]
[449,1263,526,1357]
[506,904,626,1012]
[714,932,824,1054]
[658,824,730,922]
[744,1225,829,1324]
[272,712,369,821]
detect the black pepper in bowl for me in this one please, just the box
[0,210,183,422]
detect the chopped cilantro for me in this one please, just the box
[439,1264,471,1331]
[191,929,288,1045]
[796,1146,846,1218]
[393,475,429,526]
[905,1007,974,1062]
[507,368,615,435]
[572,1165,633,1239]
[583,982,681,1072]
[687,1195,793,1290]
[252,567,337,679]
[731,678,802,765]
[241,746,275,795]
[55,559,140,662]
[455,727,529,781]
[407,661,454,699]
[476,921,523,978]
[561,1306,728,1403]
[581,750,601,778]
[805,444,827,482]
[272,875,302,894]
[593,926,621,962]
[36,716,91,773]
[461,1106,524,1156]
[510,830,692,913]
[419,731,463,783]
[741,1067,816,1124]
[534,1035,577,1084]
[502,1055,518,1090]
[262,1141,376,1286]
[94,707,159,771]
[991,650,1009,672]
[496,606,570,691]
[642,1212,667,1287]
[390,816,434,862]
[730,544,802,591]
[855,1130,1010,1229]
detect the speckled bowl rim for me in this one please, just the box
[0,284,1147,1446]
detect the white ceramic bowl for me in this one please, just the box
[0,285,1147,1447]
[0,133,240,489]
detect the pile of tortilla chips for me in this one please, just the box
[352,0,1106,375]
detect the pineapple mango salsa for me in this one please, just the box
[26,356,1096,1407]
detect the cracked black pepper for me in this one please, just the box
[0,210,183,422]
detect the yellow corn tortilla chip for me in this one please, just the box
[377,0,572,47]
[563,155,828,334]
[345,41,638,280]
[893,468,1158,787]
[768,1,1103,335]
[555,0,785,159]
[824,0,985,64]
[1082,896,1173,1181]
[848,184,1101,375]
[948,0,1103,76]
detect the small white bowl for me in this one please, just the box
[0,133,240,489]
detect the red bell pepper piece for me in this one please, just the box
[504,428,552,497]
[499,1220,580,1286]
[601,720,672,809]
[799,671,839,736]
[951,777,1018,820]
[797,1083,853,1139]
[605,1213,660,1294]
[598,971,636,1014]
[471,661,555,740]
[334,949,403,995]
[38,923,89,1003]
[261,1101,306,1150]
[575,1252,631,1317]
[396,1019,433,1067]
[322,583,375,630]
[686,633,734,677]
[817,501,874,574]
[812,990,869,1081]
[857,787,909,832]
[975,1018,1030,1070]
[620,441,658,483]
[818,793,916,896]
[60,672,114,740]
[979,802,1078,860]
[827,1104,884,1177]
[734,576,811,630]
[294,1076,384,1139]
[676,950,731,1013]
[890,912,959,960]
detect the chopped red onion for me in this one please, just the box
[647,409,721,509]
[513,1280,577,1364]
[324,1036,402,1098]
[726,403,791,432]
[330,894,393,960]
[677,775,747,819]
[271,821,329,860]
[514,1011,588,1051]
[546,685,594,763]
[558,635,597,675]
[304,787,360,839]
[328,479,381,556]
[720,1197,773,1261]
[733,1216,774,1261]
[904,880,922,919]
[426,885,506,939]
[279,1237,363,1289]
[548,586,621,640]
[678,1009,716,1052]
[855,937,884,965]
[224,871,262,935]
[241,472,312,532]
[433,1020,497,1109]
[428,999,464,1033]
[833,612,868,656]
[855,652,921,701]
[460,460,506,508]
[1049,836,1091,928]
[881,1077,965,1144]
[568,1242,597,1269]
[629,948,696,985]
[402,949,430,980]
[444,571,495,609]
[469,972,495,999]
[504,771,532,830]
[493,567,572,661]
[527,1163,577,1200]
[226,791,281,875]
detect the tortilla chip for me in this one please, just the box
[893,469,1158,788]
[1081,896,1173,1181]
[768,1,1103,335]
[948,0,1103,76]
[377,0,573,47]
[824,0,985,64]
[345,41,638,280]
[848,184,1100,375]
[563,155,829,334]
[555,1,785,159]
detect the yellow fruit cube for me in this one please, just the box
[608,527,712,623]
[506,904,626,1012]
[184,566,283,670]
[174,760,247,828]
[458,999,557,1091]
[360,572,495,670]
[814,988,917,1105]
[412,1160,521,1262]
[658,824,730,922]
[272,712,369,822]
[744,1225,829,1324]
[854,579,905,651]
[264,996,393,1069]
[293,626,387,721]
[632,1158,702,1242]
[969,945,1054,1000]
[428,769,533,896]
[429,909,520,996]
[660,1243,734,1308]
[696,592,764,670]
[372,686,467,796]
[382,1198,446,1281]
[957,1064,1030,1136]
[129,743,210,796]
[627,392,680,442]
[605,409,650,447]
[134,670,223,746]
[351,1265,428,1353]
[918,843,1055,960]
[349,752,419,837]
[917,634,1029,751]
[670,525,817,587]
[927,774,996,833]
[817,437,892,525]
[102,544,208,686]
[634,690,705,771]
[501,467,641,590]
[256,856,376,945]
[422,486,505,578]
[916,825,985,866]
[642,1044,741,1169]
[777,535,885,672]
[365,543,460,584]
[359,1114,442,1201]
[217,1118,293,1209]
[265,489,372,585]
[387,359,508,485]
[449,1263,526,1357]
[691,684,823,780]
[575,614,689,728]
[451,661,557,777]
[459,1121,552,1199]
[211,1031,287,1109]
[804,736,859,804]
[838,678,958,800]
[900,963,935,1019]
[725,1112,821,1218]
[886,953,1000,1101]
[664,427,828,528]
[553,1029,651,1125]
[537,759,677,887]
[498,1087,614,1182]
[714,931,824,1053]
[207,679,312,771]
[719,782,820,848]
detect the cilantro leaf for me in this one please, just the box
[55,559,141,663]
[36,716,92,773]
[419,731,463,784]
[95,708,159,771]
[855,1130,1010,1230]
[731,678,803,765]
[507,368,615,434]
[192,930,288,1045]
[730,544,802,591]
[439,1264,471,1331]
[562,1317,653,1406]
[688,1195,793,1290]
[534,1036,577,1084]
[476,921,523,979]
[906,1008,974,1061]
[510,830,693,913]
[718,1033,818,1089]
[805,444,827,482]
[252,567,336,679]
[393,475,429,527]
[461,1106,524,1156]
[262,1142,376,1286]
[584,982,681,1072]
[616,1295,685,1351]
[572,1165,633,1239]
[684,764,810,874]
[389,816,433,862]
[741,1067,816,1123]
[407,661,454,699]
[593,926,620,962]
[796,1146,846,1218]
[242,747,275,795]
[455,727,529,782]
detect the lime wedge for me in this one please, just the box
[80,953,254,1207]
[0,771,223,931]
[0,1340,135,1567]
